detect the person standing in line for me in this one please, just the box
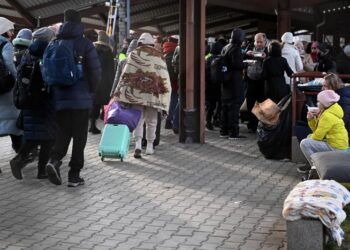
[281,32,303,85]
[220,28,247,140]
[0,17,23,153]
[262,40,294,103]
[90,31,114,134]
[163,35,179,131]
[10,27,56,180]
[244,33,268,133]
[45,9,101,187]
[12,28,32,67]
[113,33,171,158]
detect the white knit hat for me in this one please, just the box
[281,32,293,44]
[137,33,154,46]
[0,17,14,35]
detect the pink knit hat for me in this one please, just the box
[317,90,340,108]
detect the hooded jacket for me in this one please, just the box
[220,28,246,100]
[0,35,21,136]
[93,42,114,105]
[337,86,350,135]
[21,40,56,140]
[111,39,138,96]
[308,103,348,150]
[51,22,101,111]
[282,43,303,84]
[163,41,178,92]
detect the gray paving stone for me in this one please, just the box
[0,126,300,249]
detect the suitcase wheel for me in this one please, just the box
[120,157,123,162]
[101,157,104,162]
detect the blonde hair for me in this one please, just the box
[324,73,343,90]
[254,33,267,47]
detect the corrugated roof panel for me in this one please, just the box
[132,3,178,23]
[29,0,105,18]
[82,17,105,26]
[0,8,22,18]
[0,0,11,7]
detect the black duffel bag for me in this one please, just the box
[257,94,292,160]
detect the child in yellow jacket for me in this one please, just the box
[299,90,349,172]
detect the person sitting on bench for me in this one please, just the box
[298,90,349,173]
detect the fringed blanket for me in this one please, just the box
[113,45,171,112]
[282,180,350,246]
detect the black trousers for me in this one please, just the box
[221,82,244,136]
[90,104,101,120]
[50,109,89,172]
[206,87,221,123]
[18,139,54,167]
[246,78,265,130]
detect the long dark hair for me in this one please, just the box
[268,40,281,57]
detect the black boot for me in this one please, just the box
[89,119,101,134]
[10,155,26,180]
[206,121,214,130]
[68,169,85,187]
[37,164,48,179]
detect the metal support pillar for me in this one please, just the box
[117,0,126,51]
[277,0,291,39]
[179,0,206,143]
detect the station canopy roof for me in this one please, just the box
[0,0,346,37]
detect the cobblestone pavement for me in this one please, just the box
[0,123,301,250]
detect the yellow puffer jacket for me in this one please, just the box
[309,103,349,150]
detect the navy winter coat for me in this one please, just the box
[337,86,350,131]
[51,22,102,111]
[22,40,56,141]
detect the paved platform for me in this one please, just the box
[0,123,301,250]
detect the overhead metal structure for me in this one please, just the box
[0,0,345,38]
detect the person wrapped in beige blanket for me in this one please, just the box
[114,33,171,158]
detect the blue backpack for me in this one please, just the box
[42,39,83,87]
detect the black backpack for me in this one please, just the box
[210,55,226,85]
[13,51,45,109]
[0,42,15,95]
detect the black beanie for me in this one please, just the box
[64,9,81,23]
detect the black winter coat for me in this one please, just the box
[22,40,56,141]
[94,43,114,105]
[336,52,350,82]
[221,44,246,100]
[262,56,293,103]
[315,53,336,73]
[52,22,102,111]
[337,86,350,133]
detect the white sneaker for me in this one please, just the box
[145,146,154,155]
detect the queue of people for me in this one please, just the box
[1,11,350,186]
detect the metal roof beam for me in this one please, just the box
[0,14,28,26]
[0,4,14,10]
[27,0,71,11]
[40,5,108,26]
[4,0,36,27]
[132,13,179,29]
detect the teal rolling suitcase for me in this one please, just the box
[98,124,130,162]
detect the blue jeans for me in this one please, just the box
[167,91,179,125]
[300,138,344,166]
